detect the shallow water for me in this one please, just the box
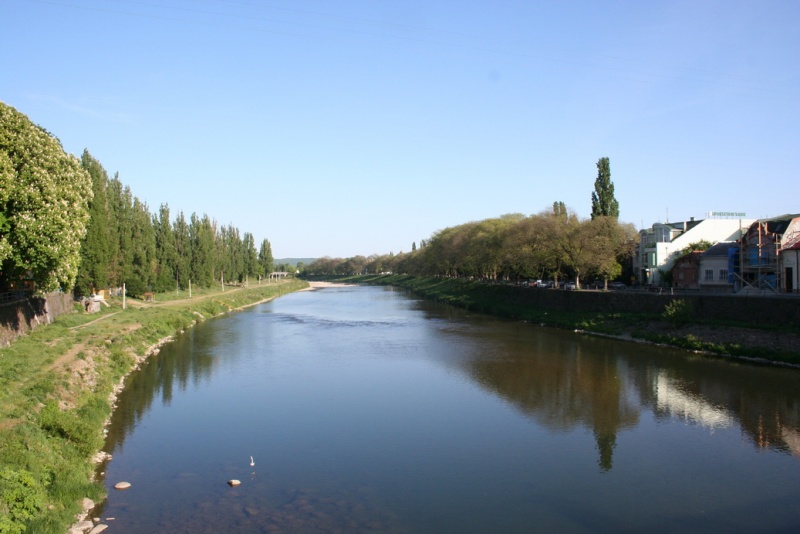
[97,285,800,532]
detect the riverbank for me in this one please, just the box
[0,279,307,534]
[302,281,357,291]
[307,274,800,367]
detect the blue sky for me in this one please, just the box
[3,1,798,258]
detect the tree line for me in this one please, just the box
[306,207,637,288]
[0,102,274,297]
[306,157,638,289]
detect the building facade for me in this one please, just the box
[634,217,753,286]
[736,214,800,293]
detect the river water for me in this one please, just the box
[96,285,800,533]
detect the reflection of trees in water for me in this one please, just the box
[460,325,800,468]
[465,332,640,471]
[104,325,224,453]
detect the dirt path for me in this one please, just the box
[70,311,121,330]
[66,284,260,331]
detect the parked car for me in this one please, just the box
[609,281,627,290]
[563,282,577,290]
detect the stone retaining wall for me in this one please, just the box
[503,286,800,326]
[0,292,75,347]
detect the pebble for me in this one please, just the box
[228,479,241,486]
[69,521,93,534]
[114,481,131,490]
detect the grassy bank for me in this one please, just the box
[0,279,307,533]
[309,274,800,366]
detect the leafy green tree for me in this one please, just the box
[0,102,92,292]
[173,211,191,289]
[190,213,215,287]
[591,157,619,219]
[125,197,156,296]
[258,239,274,276]
[680,240,712,256]
[586,216,631,288]
[75,150,113,296]
[502,214,553,281]
[228,225,244,282]
[551,210,596,287]
[153,203,177,292]
[106,176,134,288]
[553,200,567,218]
[243,232,258,279]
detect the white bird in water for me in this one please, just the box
[250,456,255,467]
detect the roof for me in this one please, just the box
[702,242,735,257]
[754,214,800,235]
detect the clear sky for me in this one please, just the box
[3,1,798,259]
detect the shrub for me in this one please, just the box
[0,468,46,533]
[38,402,102,457]
[662,299,695,326]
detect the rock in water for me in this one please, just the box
[114,481,131,490]
[228,479,241,487]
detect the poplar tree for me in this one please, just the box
[258,239,274,275]
[243,232,258,278]
[75,150,113,295]
[107,176,133,287]
[128,197,156,295]
[591,157,619,219]
[189,213,215,287]
[173,211,191,289]
[153,203,177,292]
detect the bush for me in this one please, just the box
[0,468,46,533]
[38,402,102,457]
[662,299,695,326]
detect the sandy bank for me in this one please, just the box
[302,281,357,291]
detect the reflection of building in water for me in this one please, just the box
[781,428,800,456]
[655,373,734,430]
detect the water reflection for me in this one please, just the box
[100,286,800,532]
[444,314,800,466]
[108,294,800,470]
[105,323,229,454]
[461,333,639,471]
[655,373,733,430]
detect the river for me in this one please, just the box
[95,284,800,532]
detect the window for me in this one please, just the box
[719,269,728,281]
[705,269,714,281]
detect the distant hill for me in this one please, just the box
[275,258,316,267]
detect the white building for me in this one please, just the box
[634,216,753,286]
[698,242,735,292]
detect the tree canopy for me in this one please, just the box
[305,207,639,288]
[591,157,619,220]
[0,102,93,292]
[1,103,276,297]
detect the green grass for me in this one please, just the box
[0,278,307,533]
